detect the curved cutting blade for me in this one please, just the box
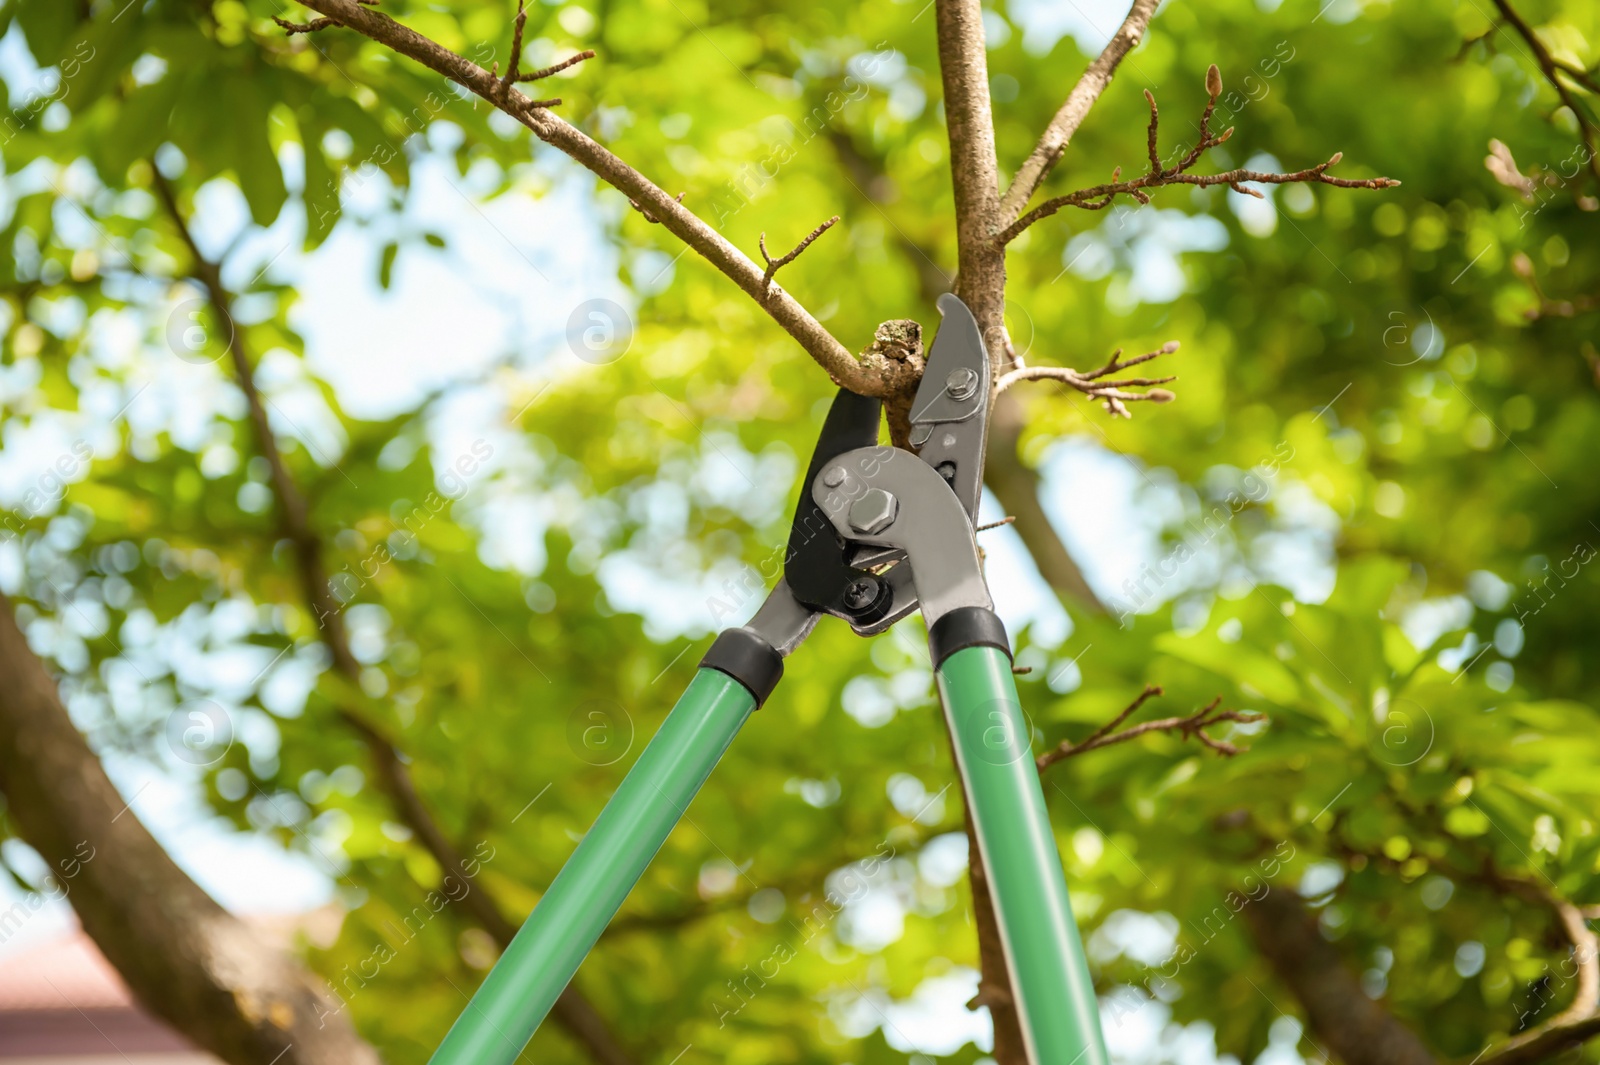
[908,294,990,524]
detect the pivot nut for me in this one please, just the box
[848,488,898,534]
[945,367,979,401]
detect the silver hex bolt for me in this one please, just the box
[848,488,899,535]
[945,367,979,401]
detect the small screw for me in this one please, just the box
[822,465,847,487]
[945,367,979,400]
[842,576,880,612]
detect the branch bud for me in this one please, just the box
[1205,64,1222,99]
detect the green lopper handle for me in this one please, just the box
[429,667,756,1065]
[937,644,1110,1065]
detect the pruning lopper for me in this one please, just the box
[430,296,1109,1065]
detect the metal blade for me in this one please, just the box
[907,294,990,523]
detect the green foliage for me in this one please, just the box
[1,0,1597,1062]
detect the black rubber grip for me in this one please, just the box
[700,628,784,708]
[927,607,1011,668]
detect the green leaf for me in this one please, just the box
[379,242,398,290]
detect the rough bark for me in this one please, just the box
[936,0,1008,368]
[0,593,380,1065]
[1242,887,1437,1065]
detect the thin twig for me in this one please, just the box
[998,0,1162,228]
[976,516,1017,532]
[1084,340,1181,379]
[281,0,870,393]
[998,66,1398,244]
[490,6,565,110]
[1489,0,1600,184]
[1512,252,1600,319]
[274,15,340,34]
[994,341,1180,416]
[1036,687,1265,771]
[759,216,839,293]
[520,50,596,82]
[1143,89,1161,173]
[499,1,527,87]
[495,2,595,89]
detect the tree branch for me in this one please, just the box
[1332,802,1600,1065]
[959,795,1028,1065]
[1036,687,1264,771]
[518,50,597,83]
[1438,873,1598,1065]
[1488,0,1600,184]
[935,0,1008,366]
[998,0,1161,229]
[998,67,1399,245]
[283,0,875,394]
[1242,887,1439,1065]
[151,170,637,1065]
[1512,251,1600,319]
[758,215,838,294]
[995,341,1180,417]
[0,594,381,1065]
[930,6,1024,1058]
[273,15,340,35]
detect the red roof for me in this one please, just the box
[0,928,220,1061]
[0,930,132,1012]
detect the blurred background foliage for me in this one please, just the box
[1,0,1597,1062]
